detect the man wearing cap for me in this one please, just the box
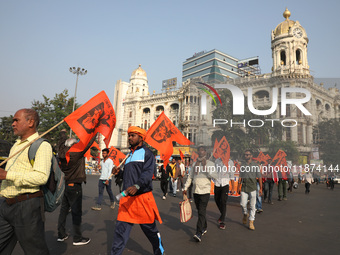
[111,126,164,255]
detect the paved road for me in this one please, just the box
[12,175,339,255]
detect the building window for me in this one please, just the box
[129,111,132,118]
[298,124,304,144]
[280,50,286,65]
[286,105,290,117]
[296,50,302,65]
[286,129,291,141]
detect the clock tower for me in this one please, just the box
[271,8,310,77]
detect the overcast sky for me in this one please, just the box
[1,0,339,117]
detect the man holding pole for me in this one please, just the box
[0,109,51,254]
[111,126,164,255]
[57,131,96,245]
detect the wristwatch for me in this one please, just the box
[134,184,140,190]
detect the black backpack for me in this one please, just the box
[28,138,65,212]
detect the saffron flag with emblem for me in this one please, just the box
[212,136,230,167]
[108,146,126,166]
[253,151,271,165]
[65,91,116,146]
[145,112,192,167]
[84,141,100,160]
[64,91,116,162]
[271,149,288,181]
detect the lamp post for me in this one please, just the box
[69,67,87,137]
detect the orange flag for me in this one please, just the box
[84,141,100,160]
[212,138,219,159]
[213,136,230,167]
[272,149,288,180]
[65,91,116,148]
[108,146,126,166]
[253,151,271,165]
[145,112,192,167]
[179,149,184,161]
[191,151,198,162]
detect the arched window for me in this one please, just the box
[254,90,269,99]
[156,105,164,112]
[280,50,286,66]
[296,49,302,65]
[143,108,150,114]
[316,99,322,110]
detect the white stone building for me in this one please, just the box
[109,8,340,161]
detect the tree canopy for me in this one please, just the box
[314,119,340,166]
[0,89,79,150]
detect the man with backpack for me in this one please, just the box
[0,109,51,254]
[57,130,96,246]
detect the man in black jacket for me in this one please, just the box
[57,131,96,246]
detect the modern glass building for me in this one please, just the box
[182,49,260,83]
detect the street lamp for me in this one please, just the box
[69,67,87,137]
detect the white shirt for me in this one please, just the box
[213,158,234,187]
[99,158,114,180]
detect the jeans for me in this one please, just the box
[97,179,114,205]
[58,183,83,241]
[240,190,256,221]
[305,183,311,193]
[193,193,210,233]
[0,197,49,255]
[172,179,178,195]
[214,185,229,223]
[264,180,274,202]
[256,182,262,210]
[169,179,173,193]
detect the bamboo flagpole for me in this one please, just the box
[0,120,65,167]
[106,153,130,182]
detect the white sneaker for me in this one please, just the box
[162,196,166,200]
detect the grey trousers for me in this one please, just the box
[0,197,49,255]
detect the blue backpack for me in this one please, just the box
[28,138,65,212]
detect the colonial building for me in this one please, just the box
[110,65,214,153]
[109,8,340,162]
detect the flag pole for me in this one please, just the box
[107,153,130,181]
[0,120,65,167]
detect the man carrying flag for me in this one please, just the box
[57,133,96,246]
[111,126,164,255]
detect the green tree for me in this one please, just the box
[212,88,283,159]
[31,89,79,149]
[267,140,300,163]
[314,119,340,166]
[0,115,16,144]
